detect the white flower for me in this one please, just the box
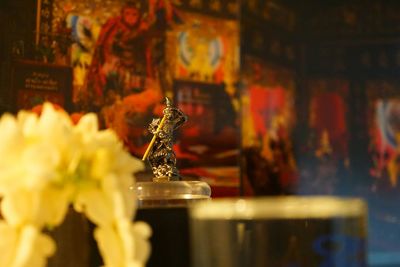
[131,221,152,263]
[74,187,115,226]
[1,187,72,228]
[0,103,150,267]
[0,221,19,266]
[94,221,151,267]
[0,222,55,267]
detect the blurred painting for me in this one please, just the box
[365,81,400,259]
[166,11,239,85]
[172,80,239,189]
[166,12,240,190]
[49,0,183,157]
[241,57,297,196]
[367,81,400,191]
[370,99,400,189]
[299,79,349,195]
[47,0,241,190]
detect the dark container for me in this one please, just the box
[135,180,211,267]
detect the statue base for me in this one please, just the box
[135,180,211,208]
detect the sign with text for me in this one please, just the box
[11,61,72,111]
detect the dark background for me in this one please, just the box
[241,1,400,266]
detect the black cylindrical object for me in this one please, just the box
[135,180,211,267]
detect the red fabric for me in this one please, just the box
[311,92,348,157]
[249,86,286,136]
[211,186,240,198]
[311,92,346,137]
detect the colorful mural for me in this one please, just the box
[298,79,349,195]
[167,12,240,189]
[41,0,240,190]
[372,99,400,188]
[172,80,239,188]
[168,12,238,82]
[49,1,171,158]
[241,57,297,195]
[367,81,400,191]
